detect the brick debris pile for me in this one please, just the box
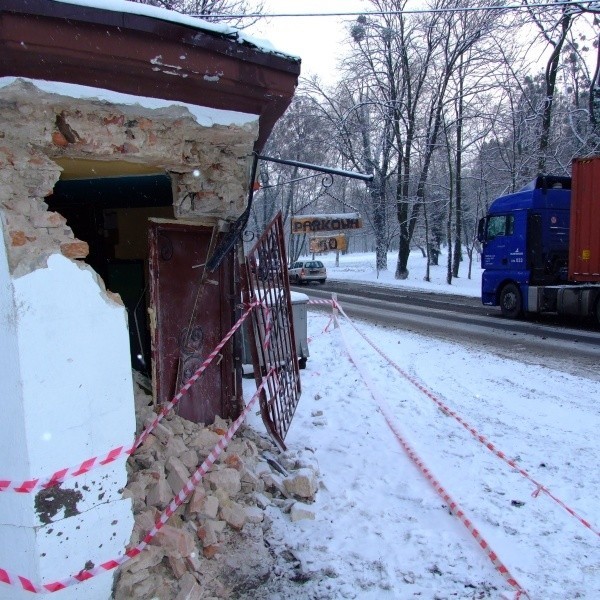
[113,381,319,599]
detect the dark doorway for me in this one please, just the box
[46,174,174,375]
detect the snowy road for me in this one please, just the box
[243,307,600,600]
[301,284,600,382]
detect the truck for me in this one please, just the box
[477,156,600,325]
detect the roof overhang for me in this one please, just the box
[0,0,300,150]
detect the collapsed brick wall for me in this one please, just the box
[115,381,320,599]
[0,79,309,597]
[0,79,258,277]
[0,142,78,277]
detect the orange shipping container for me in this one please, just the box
[568,156,600,282]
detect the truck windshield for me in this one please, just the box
[487,214,514,239]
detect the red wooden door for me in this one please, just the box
[148,220,240,424]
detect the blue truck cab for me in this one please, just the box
[477,176,571,317]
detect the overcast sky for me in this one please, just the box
[247,0,368,81]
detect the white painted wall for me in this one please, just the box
[0,237,136,599]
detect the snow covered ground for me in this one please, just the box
[243,250,600,599]
[321,250,483,297]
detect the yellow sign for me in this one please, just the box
[310,234,347,253]
[292,213,362,234]
[582,249,591,261]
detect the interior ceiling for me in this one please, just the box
[55,158,164,180]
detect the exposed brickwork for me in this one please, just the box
[9,230,28,246]
[59,240,89,259]
[0,79,259,277]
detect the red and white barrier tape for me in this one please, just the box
[0,301,260,495]
[334,315,529,599]
[260,302,273,350]
[305,298,337,339]
[334,301,600,539]
[0,369,277,594]
[132,301,259,451]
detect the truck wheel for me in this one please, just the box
[595,298,600,327]
[500,283,522,318]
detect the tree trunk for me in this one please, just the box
[446,145,454,285]
[423,195,431,282]
[369,175,388,272]
[395,159,410,279]
[538,10,572,174]
[589,30,600,130]
[452,60,464,279]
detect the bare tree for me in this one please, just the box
[249,94,339,261]
[522,0,593,172]
[237,0,600,290]
[344,0,504,278]
[586,10,600,130]
[306,74,396,272]
[405,1,502,278]
[559,7,600,149]
[130,0,264,28]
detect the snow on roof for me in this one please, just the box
[0,77,259,127]
[52,0,300,61]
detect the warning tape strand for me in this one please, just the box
[131,301,261,453]
[306,298,337,335]
[0,369,278,594]
[0,302,261,495]
[259,302,273,351]
[332,300,600,539]
[333,314,529,599]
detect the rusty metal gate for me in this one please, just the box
[243,212,301,450]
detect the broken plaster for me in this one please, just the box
[34,485,83,525]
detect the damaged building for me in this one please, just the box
[0,0,299,597]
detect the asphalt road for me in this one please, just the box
[292,280,600,381]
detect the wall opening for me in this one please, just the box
[46,167,174,375]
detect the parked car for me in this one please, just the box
[288,260,327,284]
